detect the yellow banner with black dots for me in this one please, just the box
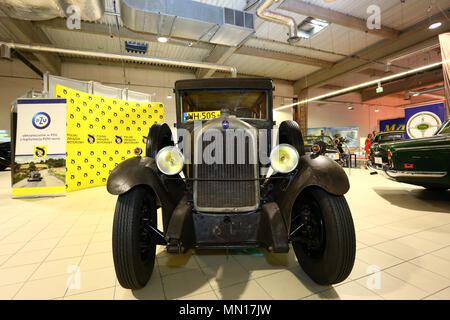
[55,85,164,192]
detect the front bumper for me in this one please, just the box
[368,163,447,180]
[165,198,289,253]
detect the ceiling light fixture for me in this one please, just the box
[167,95,172,99]
[428,22,442,30]
[157,36,168,43]
[374,109,380,113]
[275,59,450,111]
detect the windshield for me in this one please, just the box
[377,132,405,143]
[436,120,450,135]
[305,136,333,145]
[180,90,267,121]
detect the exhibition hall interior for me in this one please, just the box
[0,0,449,301]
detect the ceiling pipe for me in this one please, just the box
[0,41,238,77]
[256,0,300,43]
[411,86,444,96]
[275,59,450,111]
[386,42,440,72]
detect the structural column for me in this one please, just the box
[439,33,450,119]
[295,89,308,138]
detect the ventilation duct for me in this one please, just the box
[120,0,255,47]
[256,0,300,43]
[0,41,238,77]
[0,0,104,21]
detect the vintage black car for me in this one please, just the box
[304,135,341,161]
[27,171,42,182]
[107,78,355,289]
[0,141,11,171]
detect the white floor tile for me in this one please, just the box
[1,169,449,300]
[214,280,272,300]
[304,281,382,300]
[385,262,450,294]
[356,272,428,300]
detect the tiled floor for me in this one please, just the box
[0,168,449,300]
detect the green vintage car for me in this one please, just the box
[370,119,450,190]
[369,131,406,169]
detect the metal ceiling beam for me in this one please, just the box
[361,68,443,102]
[0,17,61,75]
[196,45,237,78]
[279,0,401,40]
[10,49,44,78]
[61,56,195,75]
[236,46,333,69]
[63,56,293,82]
[292,9,450,94]
[37,19,334,72]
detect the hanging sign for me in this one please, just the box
[405,103,445,139]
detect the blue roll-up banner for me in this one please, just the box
[12,99,67,198]
[379,118,405,132]
[405,103,446,139]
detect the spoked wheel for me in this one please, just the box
[290,188,355,285]
[113,186,157,289]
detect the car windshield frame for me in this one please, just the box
[376,132,405,143]
[178,89,269,122]
[435,120,450,135]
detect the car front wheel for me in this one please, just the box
[290,187,356,285]
[112,186,157,289]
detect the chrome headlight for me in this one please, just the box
[156,146,184,175]
[270,144,299,173]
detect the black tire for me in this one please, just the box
[146,123,174,158]
[113,186,157,289]
[291,187,355,285]
[279,121,305,156]
[0,164,6,171]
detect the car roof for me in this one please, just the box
[377,131,405,135]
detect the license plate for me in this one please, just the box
[183,111,221,121]
[375,157,383,164]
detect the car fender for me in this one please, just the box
[107,156,185,231]
[273,154,349,229]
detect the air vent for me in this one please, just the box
[120,0,255,47]
[297,17,329,39]
[224,8,254,29]
[210,8,255,46]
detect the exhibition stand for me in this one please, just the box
[10,75,165,197]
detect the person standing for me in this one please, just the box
[334,134,349,165]
[364,133,373,169]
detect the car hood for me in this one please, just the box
[378,135,444,150]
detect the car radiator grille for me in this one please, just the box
[195,134,258,210]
